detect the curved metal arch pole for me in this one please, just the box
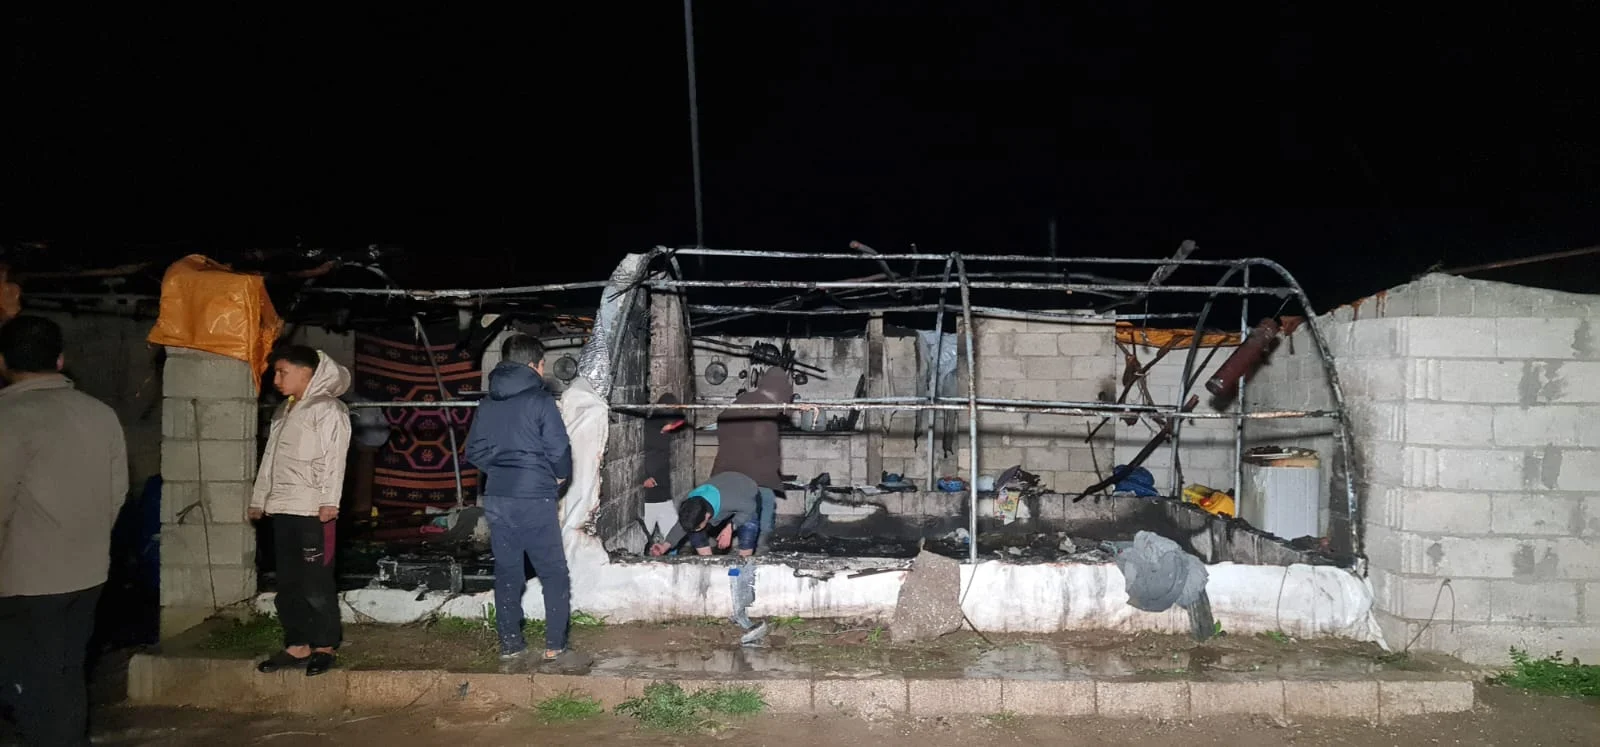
[412,315,466,508]
[926,256,956,488]
[953,254,980,564]
[1239,258,1362,564]
[1233,267,1251,516]
[1168,265,1248,499]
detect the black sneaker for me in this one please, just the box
[256,650,309,674]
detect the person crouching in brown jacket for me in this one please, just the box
[249,345,352,677]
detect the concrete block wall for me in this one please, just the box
[159,347,260,638]
[1113,343,1236,493]
[966,316,1120,495]
[1249,273,1600,665]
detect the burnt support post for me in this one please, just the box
[926,256,954,487]
[865,311,885,484]
[953,254,979,564]
[1233,267,1250,496]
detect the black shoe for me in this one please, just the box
[306,652,336,677]
[257,650,309,674]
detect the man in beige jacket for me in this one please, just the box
[0,316,127,746]
[249,345,351,677]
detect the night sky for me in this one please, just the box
[6,3,1597,308]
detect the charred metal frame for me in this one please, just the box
[334,246,1361,566]
[606,247,1361,565]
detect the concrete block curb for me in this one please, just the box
[127,654,1478,721]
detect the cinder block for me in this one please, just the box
[1494,405,1600,448]
[198,439,256,482]
[1404,317,1497,359]
[1557,450,1600,492]
[346,670,453,710]
[163,348,258,399]
[1426,448,1526,492]
[1498,318,1582,360]
[1550,361,1600,403]
[162,398,198,440]
[197,399,257,441]
[162,439,201,482]
[908,678,1001,716]
[999,679,1095,716]
[1491,494,1581,536]
[814,678,907,714]
[163,523,255,566]
[1488,580,1582,623]
[1350,319,1404,358]
[1404,403,1494,446]
[160,480,201,524]
[1426,360,1523,404]
[1284,680,1378,720]
[1023,446,1074,471]
[1057,332,1111,357]
[1377,679,1474,722]
[1548,537,1600,578]
[207,481,256,523]
[1021,357,1076,381]
[1013,334,1060,356]
[1096,680,1189,719]
[1188,679,1284,718]
[1401,490,1492,535]
[253,668,350,713]
[977,356,1025,380]
[160,564,256,608]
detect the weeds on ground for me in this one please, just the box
[1490,648,1600,698]
[535,692,605,723]
[1258,630,1291,644]
[615,681,765,733]
[200,615,283,655]
[983,711,1021,728]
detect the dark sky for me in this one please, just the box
[6,3,1597,307]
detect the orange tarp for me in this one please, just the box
[1114,321,1240,349]
[0,264,19,323]
[146,255,282,385]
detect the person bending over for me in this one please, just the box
[648,472,764,558]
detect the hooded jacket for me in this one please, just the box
[251,352,353,518]
[465,362,572,500]
[0,374,128,596]
[711,368,793,490]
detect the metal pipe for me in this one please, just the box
[411,316,466,508]
[667,246,1247,267]
[685,303,1199,322]
[1234,267,1250,497]
[305,280,610,298]
[1168,265,1247,497]
[954,254,980,564]
[345,398,1336,420]
[1244,259,1363,564]
[652,279,1288,296]
[927,256,955,488]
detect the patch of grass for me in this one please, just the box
[571,610,607,629]
[199,615,283,655]
[1258,630,1291,644]
[1490,648,1600,698]
[769,615,804,630]
[984,711,1021,728]
[616,681,765,733]
[431,616,493,635]
[867,626,885,644]
[535,692,604,723]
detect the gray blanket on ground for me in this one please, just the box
[1113,531,1208,613]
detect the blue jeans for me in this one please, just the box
[485,497,570,654]
[757,487,778,548]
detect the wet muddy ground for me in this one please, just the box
[166,615,1465,680]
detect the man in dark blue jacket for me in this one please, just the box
[465,334,582,671]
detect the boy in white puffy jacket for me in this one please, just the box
[249,345,352,677]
